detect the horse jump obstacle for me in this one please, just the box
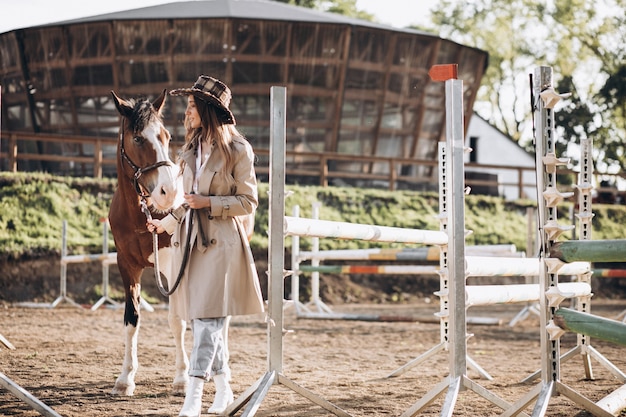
[226,77,625,415]
[232,80,540,416]
[290,201,521,319]
[227,83,505,416]
[501,66,626,417]
[16,220,154,312]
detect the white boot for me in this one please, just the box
[179,376,204,417]
[207,373,233,414]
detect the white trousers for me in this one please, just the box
[188,317,229,380]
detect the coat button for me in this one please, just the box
[210,238,217,245]
[174,242,179,247]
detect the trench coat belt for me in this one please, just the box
[195,209,209,247]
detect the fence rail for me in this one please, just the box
[1,132,620,199]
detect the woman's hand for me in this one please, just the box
[146,219,165,234]
[184,193,211,209]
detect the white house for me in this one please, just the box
[465,113,537,201]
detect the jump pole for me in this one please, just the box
[550,240,626,263]
[551,308,626,346]
[0,372,62,417]
[225,86,351,417]
[401,69,517,417]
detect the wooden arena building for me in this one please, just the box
[0,0,488,189]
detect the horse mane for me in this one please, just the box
[124,98,162,135]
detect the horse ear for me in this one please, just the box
[111,90,134,118]
[152,89,167,115]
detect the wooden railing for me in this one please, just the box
[0,132,611,201]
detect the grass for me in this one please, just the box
[1,172,625,259]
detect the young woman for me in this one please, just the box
[147,75,264,416]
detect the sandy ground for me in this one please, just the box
[1,299,626,417]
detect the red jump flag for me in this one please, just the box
[428,64,458,82]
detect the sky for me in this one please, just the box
[0,0,437,33]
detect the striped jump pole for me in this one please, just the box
[550,239,626,263]
[298,264,439,275]
[297,243,516,262]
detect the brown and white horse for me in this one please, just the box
[108,90,188,396]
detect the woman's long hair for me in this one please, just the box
[179,96,240,185]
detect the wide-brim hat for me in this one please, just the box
[170,75,236,125]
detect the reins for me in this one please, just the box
[139,198,190,297]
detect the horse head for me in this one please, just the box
[111,90,181,212]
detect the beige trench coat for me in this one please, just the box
[163,137,264,321]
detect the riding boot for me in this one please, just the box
[178,376,204,417]
[207,373,234,414]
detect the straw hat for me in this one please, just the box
[170,75,236,125]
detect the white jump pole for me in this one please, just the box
[464,282,591,308]
[284,216,448,244]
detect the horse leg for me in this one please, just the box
[112,263,142,396]
[168,309,189,393]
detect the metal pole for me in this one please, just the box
[446,78,467,382]
[268,86,287,374]
[51,220,81,308]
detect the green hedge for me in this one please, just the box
[2,172,625,259]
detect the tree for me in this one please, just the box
[427,0,626,174]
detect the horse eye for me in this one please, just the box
[133,136,143,144]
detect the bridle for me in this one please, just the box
[119,119,173,198]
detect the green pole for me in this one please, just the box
[550,239,626,263]
[553,308,626,346]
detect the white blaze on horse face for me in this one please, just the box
[144,122,179,211]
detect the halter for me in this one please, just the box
[119,118,173,199]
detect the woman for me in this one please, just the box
[147,75,264,416]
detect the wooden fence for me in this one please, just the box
[0,131,612,200]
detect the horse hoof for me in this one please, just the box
[172,380,188,394]
[111,383,135,396]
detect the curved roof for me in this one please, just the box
[49,0,432,35]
